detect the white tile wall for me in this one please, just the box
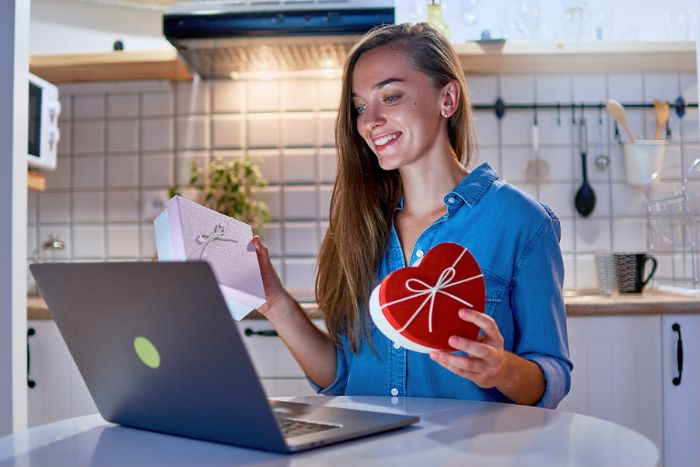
[142,92,174,117]
[107,94,139,118]
[72,121,104,154]
[72,192,104,223]
[141,118,174,152]
[32,74,698,298]
[107,120,139,153]
[212,80,244,113]
[106,155,139,188]
[106,225,140,258]
[248,114,280,148]
[212,115,244,148]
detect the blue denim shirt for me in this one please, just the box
[310,162,572,409]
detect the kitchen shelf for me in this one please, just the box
[28,41,696,83]
[27,171,46,192]
[454,41,696,74]
[29,49,192,83]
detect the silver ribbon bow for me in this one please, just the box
[187,223,238,259]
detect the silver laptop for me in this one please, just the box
[29,261,419,453]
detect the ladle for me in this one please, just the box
[574,117,596,217]
[606,99,636,142]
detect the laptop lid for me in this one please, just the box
[30,261,288,452]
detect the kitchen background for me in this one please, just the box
[27,71,700,300]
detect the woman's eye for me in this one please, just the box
[355,105,367,115]
[384,95,400,104]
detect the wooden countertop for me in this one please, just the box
[28,290,699,321]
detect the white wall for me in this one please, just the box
[1,0,29,437]
[30,0,170,55]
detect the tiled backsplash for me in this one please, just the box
[27,73,700,299]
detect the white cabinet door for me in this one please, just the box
[559,316,664,453]
[662,314,700,467]
[26,320,97,427]
[236,319,326,397]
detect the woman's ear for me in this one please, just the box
[440,81,460,118]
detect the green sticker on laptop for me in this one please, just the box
[133,336,160,369]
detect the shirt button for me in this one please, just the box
[447,196,456,204]
[390,388,399,396]
[393,342,401,350]
[415,249,424,258]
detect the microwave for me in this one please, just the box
[28,73,61,170]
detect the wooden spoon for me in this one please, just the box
[606,99,636,142]
[654,100,670,140]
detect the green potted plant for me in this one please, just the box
[169,156,271,235]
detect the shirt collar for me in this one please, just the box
[394,162,499,211]
[450,162,499,207]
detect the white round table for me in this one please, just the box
[0,396,658,466]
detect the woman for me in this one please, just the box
[253,23,571,408]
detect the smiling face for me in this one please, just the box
[351,45,454,171]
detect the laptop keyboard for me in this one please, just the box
[277,417,340,438]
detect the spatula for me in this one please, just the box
[606,99,636,142]
[654,100,670,140]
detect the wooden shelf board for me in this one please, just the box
[454,41,696,74]
[30,49,192,83]
[28,41,696,83]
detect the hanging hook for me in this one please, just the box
[494,97,506,120]
[556,103,561,126]
[598,103,603,125]
[571,103,576,125]
[533,103,538,126]
[675,96,686,118]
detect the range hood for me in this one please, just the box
[163,0,395,79]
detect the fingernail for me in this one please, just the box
[459,309,469,318]
[430,352,439,361]
[449,336,459,346]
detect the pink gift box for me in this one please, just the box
[154,195,265,320]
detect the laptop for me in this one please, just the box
[29,261,419,453]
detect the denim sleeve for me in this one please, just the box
[306,340,349,395]
[510,212,573,409]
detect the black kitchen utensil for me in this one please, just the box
[575,117,596,217]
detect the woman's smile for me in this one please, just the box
[372,131,402,152]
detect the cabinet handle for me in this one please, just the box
[243,328,278,337]
[27,328,36,389]
[672,323,683,386]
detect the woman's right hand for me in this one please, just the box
[252,236,297,321]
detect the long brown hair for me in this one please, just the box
[315,23,476,352]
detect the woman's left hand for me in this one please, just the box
[430,308,511,389]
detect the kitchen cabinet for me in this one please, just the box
[662,315,700,467]
[26,318,320,427]
[237,320,321,398]
[559,314,700,467]
[26,320,97,427]
[559,315,664,453]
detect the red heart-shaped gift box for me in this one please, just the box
[369,242,486,353]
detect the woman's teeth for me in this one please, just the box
[373,133,398,146]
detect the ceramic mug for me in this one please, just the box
[613,253,658,293]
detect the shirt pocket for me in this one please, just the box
[481,269,507,318]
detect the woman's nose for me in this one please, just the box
[363,106,385,133]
